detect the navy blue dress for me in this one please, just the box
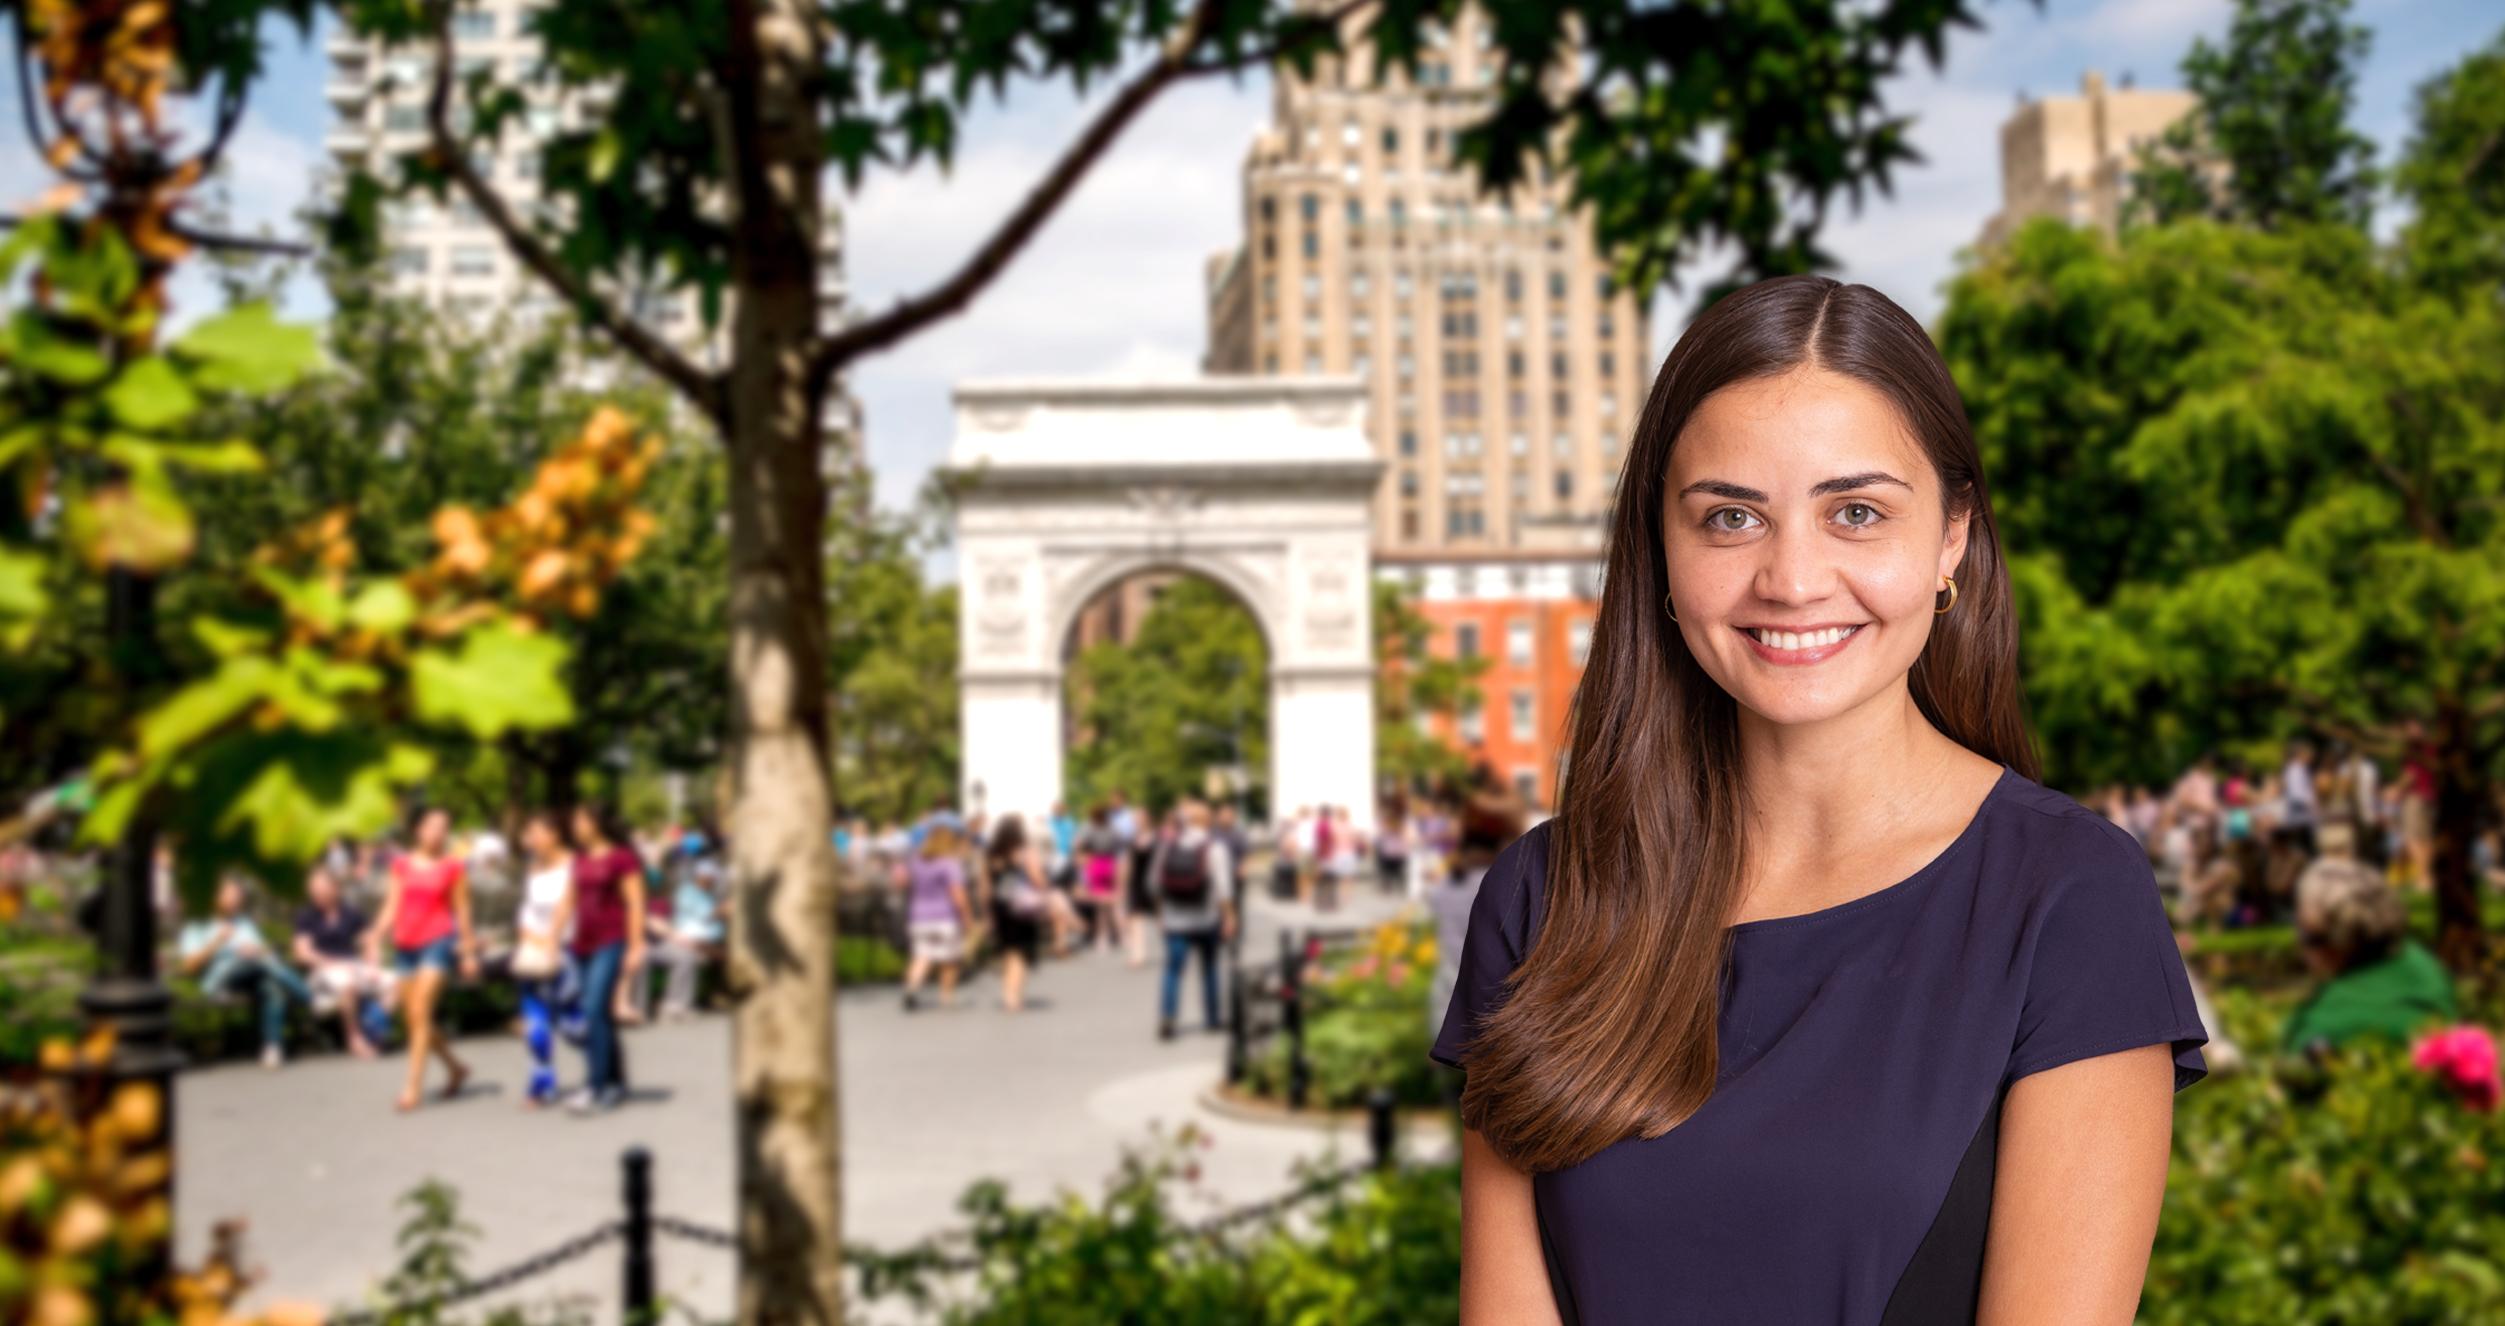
[1429,764,2210,1325]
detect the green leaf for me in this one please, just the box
[344,580,417,634]
[0,545,44,648]
[112,435,263,473]
[250,565,346,632]
[410,621,574,737]
[191,614,274,658]
[171,303,321,393]
[15,316,111,385]
[137,656,278,759]
[101,356,202,431]
[588,127,623,183]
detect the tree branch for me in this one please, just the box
[1176,0,1378,75]
[808,0,1232,390]
[423,5,724,420]
[14,17,99,184]
[2375,389,2450,548]
[0,212,311,257]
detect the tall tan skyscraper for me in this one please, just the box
[1976,70,2212,249]
[1203,5,1649,554]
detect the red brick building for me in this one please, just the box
[1376,550,1602,812]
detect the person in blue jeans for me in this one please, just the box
[177,877,313,1069]
[512,809,577,1108]
[1147,798,1238,1041]
[566,803,646,1114]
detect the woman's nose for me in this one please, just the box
[1752,520,1838,605]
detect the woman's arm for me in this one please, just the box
[623,864,649,970]
[1978,1044,2176,1325]
[452,865,478,977]
[365,873,401,962]
[1460,1126,1562,1326]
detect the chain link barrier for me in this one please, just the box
[327,1221,622,1326]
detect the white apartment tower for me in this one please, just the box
[322,0,863,473]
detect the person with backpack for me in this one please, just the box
[1148,797,1236,1041]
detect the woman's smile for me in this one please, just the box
[1736,621,1867,666]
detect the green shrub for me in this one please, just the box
[846,1123,1461,1325]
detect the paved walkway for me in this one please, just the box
[179,874,1449,1321]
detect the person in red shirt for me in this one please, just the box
[365,806,478,1112]
[566,803,646,1113]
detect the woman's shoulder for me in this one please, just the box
[1466,820,1558,956]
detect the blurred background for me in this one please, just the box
[1,0,2501,1321]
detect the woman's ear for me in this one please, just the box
[1940,506,1973,584]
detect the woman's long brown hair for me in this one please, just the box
[1458,274,2041,1174]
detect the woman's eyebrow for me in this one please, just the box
[1675,471,1912,502]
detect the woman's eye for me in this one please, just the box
[1837,502,1881,528]
[1706,507,1759,532]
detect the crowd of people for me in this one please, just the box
[2086,733,2505,1069]
[162,803,728,1116]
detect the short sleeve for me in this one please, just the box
[2006,818,2212,1092]
[1429,824,1546,1071]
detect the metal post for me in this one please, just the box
[622,1147,655,1321]
[1225,953,1248,1085]
[1281,927,1308,1110]
[74,566,181,1284]
[1368,1088,1397,1170]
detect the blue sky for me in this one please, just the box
[3,0,2493,580]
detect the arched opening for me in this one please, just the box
[1058,569,1274,825]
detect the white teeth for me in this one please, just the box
[1751,625,1858,651]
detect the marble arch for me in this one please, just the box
[947,376,1380,836]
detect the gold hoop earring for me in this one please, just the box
[1934,576,1959,615]
[1663,591,1678,623]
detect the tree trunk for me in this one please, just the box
[722,2,843,1321]
[2431,702,2490,971]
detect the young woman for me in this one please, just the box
[566,803,646,1114]
[366,806,479,1112]
[511,810,575,1109]
[982,814,1049,1012]
[1432,276,2209,1325]
[898,822,974,1011]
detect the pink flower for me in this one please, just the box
[1350,956,1380,981]
[1386,961,1411,986]
[2412,1025,2502,1113]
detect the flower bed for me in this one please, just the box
[1242,921,1446,1111]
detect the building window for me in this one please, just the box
[1553,391,1570,417]
[1303,273,1321,301]
[1514,769,1539,805]
[1398,429,1417,456]
[387,246,427,275]
[1507,350,1524,377]
[1460,706,1484,744]
[1302,231,1318,258]
[1353,314,1371,338]
[1507,620,1532,665]
[384,103,424,133]
[1394,268,1413,297]
[1260,196,1275,222]
[1600,392,1616,416]
[1505,269,1523,301]
[1549,271,1567,300]
[1552,434,1571,458]
[452,10,496,39]
[449,245,496,276]
[1509,432,1529,456]
[1554,470,1573,499]
[1381,126,1398,154]
[1456,623,1480,659]
[1261,234,1275,259]
[1342,122,1361,147]
[1389,199,1407,229]
[1600,352,1615,379]
[1506,315,1523,340]
[1400,469,1419,497]
[1353,354,1370,378]
[1304,352,1321,373]
[1569,620,1592,665]
[1352,271,1371,298]
[1551,351,1568,378]
[1510,689,1533,734]
[1345,198,1361,226]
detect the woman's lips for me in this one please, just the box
[1737,623,1865,666]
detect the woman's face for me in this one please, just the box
[1660,368,1968,730]
[416,810,450,853]
[572,807,599,845]
[523,817,556,856]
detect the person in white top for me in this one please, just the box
[512,810,574,1109]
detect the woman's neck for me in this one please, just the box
[1733,685,1971,855]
